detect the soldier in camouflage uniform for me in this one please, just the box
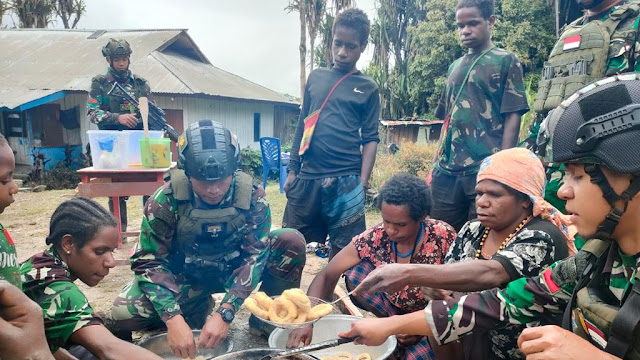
[341,75,640,359]
[20,197,162,360]
[109,120,306,360]
[0,134,20,290]
[86,38,152,231]
[430,0,529,231]
[523,0,640,246]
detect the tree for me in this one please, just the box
[286,0,308,98]
[306,0,325,71]
[51,0,85,29]
[316,0,354,68]
[7,0,85,28]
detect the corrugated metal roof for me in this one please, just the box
[0,29,298,108]
[380,120,443,126]
[0,88,60,110]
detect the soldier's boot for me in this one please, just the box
[249,273,300,338]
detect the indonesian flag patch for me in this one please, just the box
[563,35,581,51]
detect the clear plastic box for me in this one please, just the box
[87,130,130,169]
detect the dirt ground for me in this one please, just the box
[7,188,380,353]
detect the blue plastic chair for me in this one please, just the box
[259,137,287,193]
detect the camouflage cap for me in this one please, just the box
[102,38,132,58]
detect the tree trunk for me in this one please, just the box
[299,0,307,100]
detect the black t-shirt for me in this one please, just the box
[289,67,380,179]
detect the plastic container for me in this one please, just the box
[87,130,130,169]
[126,130,164,167]
[269,314,397,360]
[140,137,171,168]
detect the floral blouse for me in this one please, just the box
[352,218,457,311]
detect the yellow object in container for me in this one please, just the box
[140,138,171,168]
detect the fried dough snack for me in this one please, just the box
[242,288,334,323]
[269,297,298,323]
[307,303,333,320]
[335,352,353,360]
[356,353,372,360]
[244,298,269,319]
[255,291,274,310]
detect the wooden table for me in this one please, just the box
[76,164,175,247]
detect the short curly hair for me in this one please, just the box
[456,0,494,19]
[377,173,432,221]
[333,8,370,46]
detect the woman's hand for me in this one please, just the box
[287,325,313,348]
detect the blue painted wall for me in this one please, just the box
[31,145,83,170]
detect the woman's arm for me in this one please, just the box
[355,259,510,295]
[338,311,432,346]
[70,325,163,360]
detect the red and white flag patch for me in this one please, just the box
[563,35,581,51]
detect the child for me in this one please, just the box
[0,134,20,289]
[21,197,162,360]
[283,8,381,259]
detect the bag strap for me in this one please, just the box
[318,69,358,112]
[448,45,496,116]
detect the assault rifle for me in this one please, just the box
[107,82,180,142]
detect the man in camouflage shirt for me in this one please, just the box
[523,0,640,249]
[431,0,529,231]
[86,38,151,231]
[340,75,640,360]
[109,121,306,360]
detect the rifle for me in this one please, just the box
[107,82,180,142]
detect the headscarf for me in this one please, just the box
[477,148,576,255]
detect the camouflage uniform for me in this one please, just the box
[109,170,306,331]
[431,48,529,230]
[0,223,21,289]
[86,67,150,130]
[20,248,103,353]
[523,1,640,230]
[424,242,639,355]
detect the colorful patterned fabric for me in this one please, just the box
[87,67,150,130]
[443,216,570,359]
[349,218,456,310]
[477,148,576,254]
[110,173,304,329]
[435,47,529,174]
[345,261,435,360]
[0,223,20,289]
[425,244,638,350]
[21,248,103,353]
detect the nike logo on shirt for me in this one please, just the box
[353,88,364,94]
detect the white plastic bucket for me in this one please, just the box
[269,314,397,360]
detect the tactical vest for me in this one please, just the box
[534,1,640,113]
[564,239,640,359]
[98,74,147,131]
[167,169,253,278]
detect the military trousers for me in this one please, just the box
[108,228,306,332]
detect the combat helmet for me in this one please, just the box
[178,120,241,181]
[537,74,640,238]
[102,38,132,58]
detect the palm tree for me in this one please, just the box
[51,0,85,29]
[286,0,308,98]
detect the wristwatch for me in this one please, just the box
[216,307,235,323]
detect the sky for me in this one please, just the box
[7,0,378,98]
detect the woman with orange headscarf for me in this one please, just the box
[349,148,574,360]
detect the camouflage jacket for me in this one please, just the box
[0,223,21,289]
[425,243,638,351]
[130,173,272,321]
[435,47,529,174]
[20,248,103,353]
[87,67,151,130]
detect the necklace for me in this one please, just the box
[393,222,424,260]
[475,216,531,259]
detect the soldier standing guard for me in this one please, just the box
[86,38,152,231]
[109,121,306,360]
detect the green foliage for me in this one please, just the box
[240,147,263,178]
[369,142,437,192]
[519,73,541,142]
